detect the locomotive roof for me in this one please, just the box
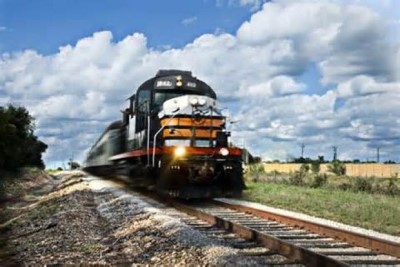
[130,69,217,99]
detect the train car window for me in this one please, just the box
[136,89,151,132]
[194,140,214,147]
[129,94,135,117]
[137,90,150,112]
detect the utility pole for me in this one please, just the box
[377,147,380,163]
[69,153,74,170]
[301,143,305,158]
[332,146,337,161]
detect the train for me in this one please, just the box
[84,70,245,198]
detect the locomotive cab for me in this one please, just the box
[87,70,245,199]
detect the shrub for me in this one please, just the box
[267,170,281,183]
[310,174,327,188]
[327,161,346,176]
[246,163,265,182]
[300,163,310,173]
[386,179,400,196]
[311,161,320,174]
[248,163,265,174]
[288,172,303,185]
[287,163,310,186]
[352,177,373,192]
[337,182,352,191]
[289,171,305,186]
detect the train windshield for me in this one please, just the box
[154,92,184,108]
[164,139,191,147]
[153,90,214,110]
[164,139,214,147]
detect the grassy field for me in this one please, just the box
[242,182,400,236]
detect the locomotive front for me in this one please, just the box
[150,71,244,197]
[92,70,245,198]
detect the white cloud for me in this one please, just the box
[237,76,305,98]
[181,16,198,26]
[1,0,400,164]
[237,0,266,11]
[336,76,400,98]
[237,1,396,84]
[216,0,267,11]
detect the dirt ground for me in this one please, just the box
[1,171,189,265]
[0,170,245,266]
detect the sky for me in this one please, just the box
[0,0,399,167]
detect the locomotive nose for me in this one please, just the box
[198,162,214,178]
[188,162,215,183]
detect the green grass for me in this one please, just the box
[242,182,400,236]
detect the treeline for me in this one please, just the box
[0,105,47,173]
[266,156,397,164]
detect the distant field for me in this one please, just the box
[263,163,400,178]
[242,182,400,236]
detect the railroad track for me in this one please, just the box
[88,176,400,266]
[163,199,400,267]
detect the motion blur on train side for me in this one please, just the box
[84,70,245,198]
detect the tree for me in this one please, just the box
[0,105,48,172]
[311,161,320,174]
[68,161,81,170]
[327,161,346,176]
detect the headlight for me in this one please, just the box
[219,148,229,156]
[198,98,206,106]
[174,146,186,157]
[189,97,198,106]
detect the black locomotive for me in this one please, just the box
[84,70,245,198]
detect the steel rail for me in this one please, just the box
[212,199,400,258]
[169,200,349,267]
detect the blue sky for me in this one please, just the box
[0,0,253,54]
[1,0,399,167]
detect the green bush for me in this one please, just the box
[300,163,310,173]
[245,163,265,182]
[287,163,310,186]
[310,174,327,188]
[327,161,346,175]
[288,171,305,186]
[352,177,373,192]
[386,179,399,196]
[337,182,352,191]
[248,163,265,174]
[311,161,320,174]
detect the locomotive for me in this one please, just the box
[84,70,245,198]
